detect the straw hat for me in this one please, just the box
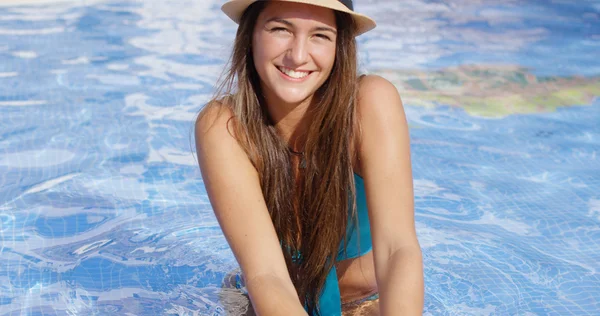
[221,0,376,36]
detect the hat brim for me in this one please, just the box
[221,0,376,36]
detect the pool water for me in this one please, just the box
[0,0,598,315]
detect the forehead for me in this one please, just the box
[258,1,337,28]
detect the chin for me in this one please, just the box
[274,91,314,105]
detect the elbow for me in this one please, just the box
[374,242,423,280]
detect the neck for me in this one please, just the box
[265,95,315,151]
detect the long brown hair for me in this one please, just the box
[198,2,360,314]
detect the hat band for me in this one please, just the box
[339,0,353,11]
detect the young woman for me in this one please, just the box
[195,0,423,315]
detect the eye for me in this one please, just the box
[314,33,332,41]
[270,27,289,33]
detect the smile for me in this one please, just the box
[277,66,312,80]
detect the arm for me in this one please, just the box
[195,104,308,316]
[357,76,424,315]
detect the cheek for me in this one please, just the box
[252,34,280,68]
[253,32,271,55]
[315,46,336,72]
[252,35,264,65]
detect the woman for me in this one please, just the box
[195,0,423,315]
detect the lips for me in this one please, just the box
[277,66,312,79]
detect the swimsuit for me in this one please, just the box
[315,173,374,315]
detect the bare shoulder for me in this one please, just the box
[195,99,236,144]
[357,74,404,115]
[358,74,396,91]
[355,74,408,145]
[194,98,257,188]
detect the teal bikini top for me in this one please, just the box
[315,173,373,315]
[337,173,372,260]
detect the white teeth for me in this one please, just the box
[278,66,310,79]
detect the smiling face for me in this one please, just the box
[252,2,337,108]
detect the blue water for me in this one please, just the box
[0,0,599,315]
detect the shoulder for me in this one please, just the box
[352,75,409,176]
[358,74,397,92]
[195,99,235,141]
[195,99,246,159]
[355,74,407,138]
[357,74,404,114]
[194,99,252,169]
[195,98,259,184]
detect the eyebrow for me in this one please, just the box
[265,17,337,35]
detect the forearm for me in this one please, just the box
[245,274,308,316]
[376,246,424,315]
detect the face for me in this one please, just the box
[252,2,337,108]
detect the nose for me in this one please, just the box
[286,36,309,66]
